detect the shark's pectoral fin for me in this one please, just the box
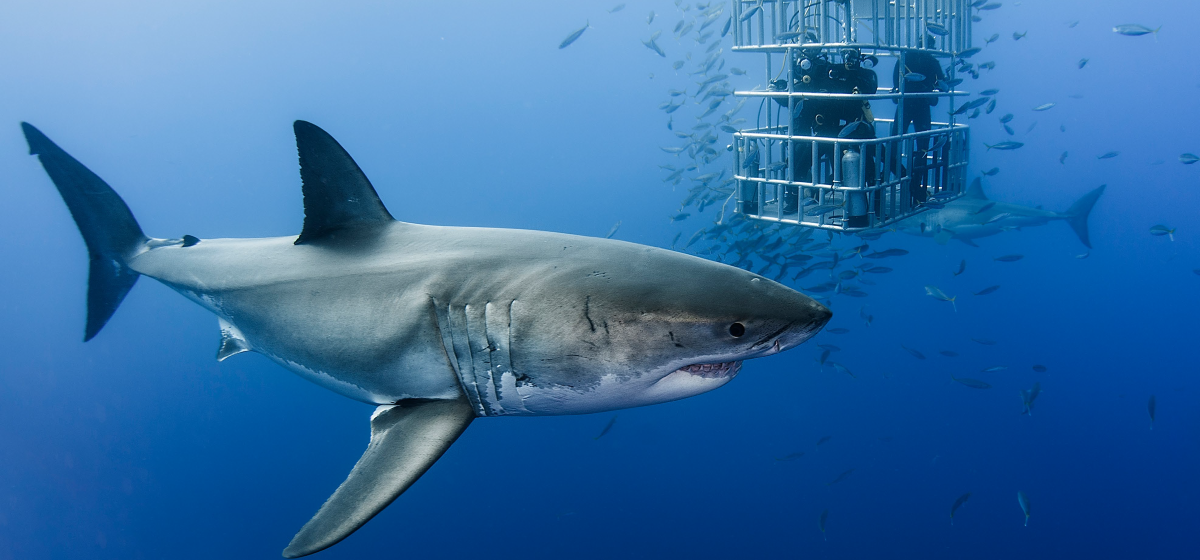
[216,318,252,362]
[282,398,474,558]
[954,236,980,248]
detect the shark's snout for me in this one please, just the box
[795,302,833,343]
[770,299,832,355]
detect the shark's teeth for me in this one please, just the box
[679,361,742,379]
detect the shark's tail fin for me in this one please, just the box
[1061,184,1105,249]
[22,123,147,341]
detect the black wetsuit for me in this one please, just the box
[892,50,946,203]
[766,55,878,214]
[829,62,879,227]
[768,54,851,213]
[892,50,946,150]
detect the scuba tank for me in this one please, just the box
[842,149,869,228]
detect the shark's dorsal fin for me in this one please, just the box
[964,178,987,200]
[293,121,394,245]
[216,318,251,361]
[283,398,475,558]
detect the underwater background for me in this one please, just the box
[1,1,1198,558]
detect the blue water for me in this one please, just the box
[2,1,1198,558]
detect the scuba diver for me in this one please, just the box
[828,47,879,228]
[767,38,835,215]
[768,42,878,216]
[892,35,947,204]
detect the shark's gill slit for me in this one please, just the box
[446,303,484,415]
[464,303,497,416]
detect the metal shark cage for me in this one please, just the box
[730,0,972,232]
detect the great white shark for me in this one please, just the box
[897,178,1106,248]
[21,121,831,557]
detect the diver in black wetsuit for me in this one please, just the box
[829,48,880,227]
[892,35,947,204]
[829,48,879,134]
[744,41,830,215]
[767,44,880,216]
[767,42,839,214]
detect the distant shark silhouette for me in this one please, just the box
[22,121,831,557]
[898,178,1105,247]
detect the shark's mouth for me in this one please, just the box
[678,361,743,379]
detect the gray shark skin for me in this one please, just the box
[21,121,831,557]
[897,178,1106,248]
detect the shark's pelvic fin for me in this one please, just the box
[21,123,147,341]
[215,318,251,362]
[1062,184,1105,249]
[964,177,988,200]
[293,121,395,245]
[283,398,475,558]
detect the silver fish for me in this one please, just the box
[1113,24,1160,37]
[924,285,957,311]
[951,492,972,525]
[593,415,618,440]
[806,204,844,216]
[864,248,908,258]
[642,38,666,57]
[1020,382,1041,415]
[901,345,926,360]
[984,141,1023,150]
[1149,225,1175,241]
[957,47,982,58]
[559,22,590,49]
[951,374,991,389]
[824,468,855,485]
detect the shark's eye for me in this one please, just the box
[729,323,745,338]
